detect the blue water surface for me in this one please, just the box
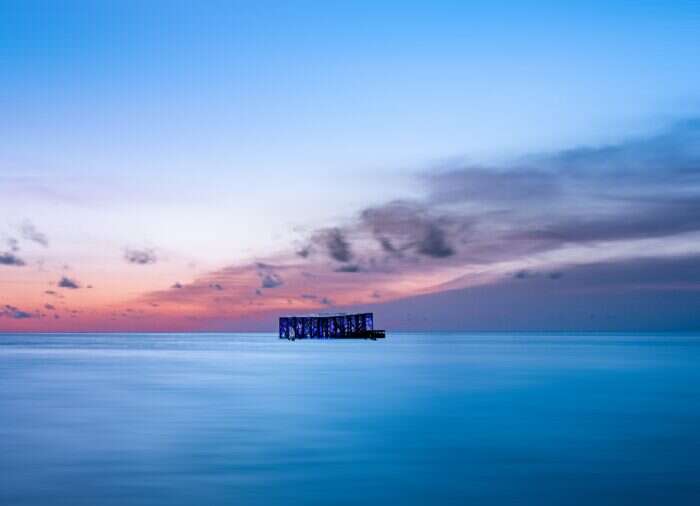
[1,332,699,505]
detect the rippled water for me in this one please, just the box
[1,332,699,505]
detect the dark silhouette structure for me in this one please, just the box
[279,312,385,340]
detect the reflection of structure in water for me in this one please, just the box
[279,312,385,340]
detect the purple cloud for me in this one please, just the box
[0,252,25,266]
[58,276,80,289]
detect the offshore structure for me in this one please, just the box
[279,312,385,340]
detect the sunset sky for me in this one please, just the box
[2,1,700,331]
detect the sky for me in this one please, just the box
[1,0,700,331]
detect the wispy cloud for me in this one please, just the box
[124,248,157,265]
[260,273,283,288]
[0,305,33,319]
[20,221,49,247]
[5,238,19,252]
[335,264,361,273]
[315,228,353,263]
[360,200,458,259]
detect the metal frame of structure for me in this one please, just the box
[279,313,374,339]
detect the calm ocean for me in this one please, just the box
[1,332,699,505]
